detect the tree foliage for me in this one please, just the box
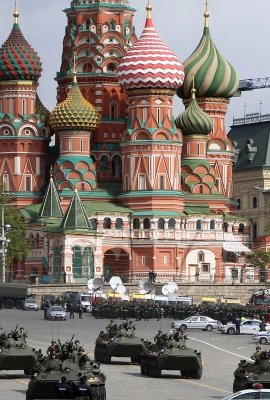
[246,249,270,282]
[0,188,31,270]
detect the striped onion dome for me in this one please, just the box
[0,18,42,82]
[178,8,239,99]
[175,87,213,135]
[49,78,100,131]
[117,3,184,90]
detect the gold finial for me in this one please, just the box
[191,76,196,100]
[74,184,78,193]
[204,0,209,28]
[146,0,152,19]
[13,0,19,24]
[73,50,77,83]
[50,165,53,179]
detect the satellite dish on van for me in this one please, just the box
[167,281,178,294]
[109,276,122,290]
[143,281,155,293]
[138,280,145,289]
[93,278,104,290]
[161,285,169,296]
[168,292,178,301]
[87,279,94,291]
[116,284,126,295]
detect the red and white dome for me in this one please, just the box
[117,4,184,90]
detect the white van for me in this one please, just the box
[79,293,92,312]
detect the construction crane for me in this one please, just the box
[238,77,270,92]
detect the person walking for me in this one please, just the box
[235,316,241,335]
[69,303,75,319]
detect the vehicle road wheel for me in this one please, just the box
[104,348,111,364]
[259,337,268,344]
[131,357,139,363]
[191,368,202,379]
[205,324,213,332]
[4,298,14,309]
[144,358,150,376]
[154,360,161,378]
[140,357,146,375]
[227,327,236,335]
[16,299,24,309]
[180,324,187,331]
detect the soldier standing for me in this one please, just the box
[69,303,75,319]
[54,376,73,399]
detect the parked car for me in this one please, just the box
[23,297,39,311]
[220,319,270,335]
[221,387,270,399]
[47,305,66,320]
[171,315,221,331]
[253,331,270,344]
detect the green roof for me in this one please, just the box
[228,121,270,170]
[84,201,132,215]
[61,190,92,230]
[38,177,64,219]
[182,159,211,170]
[184,204,210,215]
[132,210,185,217]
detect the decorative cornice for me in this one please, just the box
[126,88,175,96]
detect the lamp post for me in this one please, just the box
[0,196,11,283]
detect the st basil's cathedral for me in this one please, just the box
[0,0,251,283]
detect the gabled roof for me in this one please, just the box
[60,189,92,230]
[38,177,64,219]
[228,121,270,170]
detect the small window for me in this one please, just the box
[197,143,200,155]
[143,218,150,229]
[199,185,203,194]
[90,218,97,230]
[68,139,72,151]
[100,155,109,171]
[158,218,165,229]
[237,199,241,210]
[3,174,9,191]
[138,174,146,190]
[164,256,168,265]
[168,218,176,229]
[25,175,32,191]
[157,108,161,123]
[159,175,165,190]
[202,263,210,273]
[141,256,146,265]
[253,197,257,208]
[198,251,204,262]
[238,223,245,233]
[196,220,202,230]
[103,217,111,229]
[80,140,83,152]
[104,132,109,138]
[22,99,27,115]
[143,108,147,123]
[223,222,229,232]
[210,220,215,230]
[133,218,140,229]
[115,218,123,230]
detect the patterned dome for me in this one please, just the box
[49,80,100,131]
[178,9,239,99]
[175,88,213,135]
[0,22,42,82]
[117,3,184,90]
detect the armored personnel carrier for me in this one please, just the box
[233,352,270,392]
[0,345,39,375]
[140,330,203,378]
[26,360,106,400]
[94,321,145,364]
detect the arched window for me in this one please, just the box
[115,218,123,230]
[238,223,245,233]
[100,155,109,171]
[133,218,140,229]
[112,155,122,178]
[253,197,258,208]
[90,218,97,230]
[223,222,229,232]
[158,218,165,229]
[210,220,215,230]
[198,251,205,262]
[199,185,203,194]
[196,220,202,230]
[103,217,111,229]
[143,218,150,229]
[237,199,241,210]
[168,218,176,229]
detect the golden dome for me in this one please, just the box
[49,81,100,131]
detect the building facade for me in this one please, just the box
[0,1,251,284]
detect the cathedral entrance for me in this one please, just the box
[103,248,130,283]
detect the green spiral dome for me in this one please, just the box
[49,81,100,131]
[175,88,213,135]
[178,12,239,99]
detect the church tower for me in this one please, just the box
[0,4,50,206]
[117,2,185,212]
[55,0,137,186]
[178,3,239,205]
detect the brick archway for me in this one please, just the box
[103,248,130,282]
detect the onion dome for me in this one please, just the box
[117,2,184,90]
[178,6,239,99]
[175,86,213,135]
[49,77,100,131]
[0,9,42,82]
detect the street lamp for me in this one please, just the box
[0,198,11,283]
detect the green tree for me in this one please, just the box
[246,249,270,282]
[0,189,31,274]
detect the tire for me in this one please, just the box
[227,327,236,335]
[191,368,202,379]
[16,299,24,309]
[259,337,268,344]
[4,298,14,309]
[180,324,187,331]
[205,324,213,332]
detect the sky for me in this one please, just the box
[0,0,270,130]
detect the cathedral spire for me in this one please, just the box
[204,0,209,28]
[38,173,64,219]
[13,0,19,24]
